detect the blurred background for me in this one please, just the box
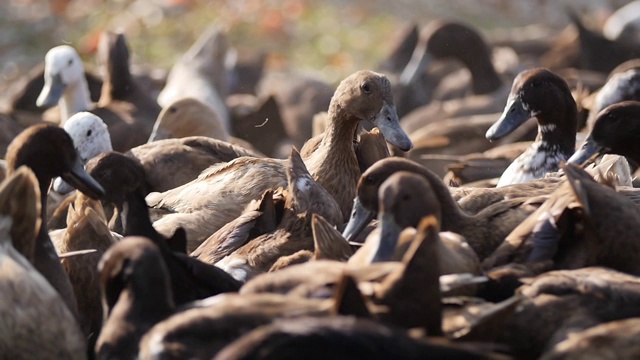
[0,0,630,87]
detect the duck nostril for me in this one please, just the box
[387,117,392,122]
[510,107,516,113]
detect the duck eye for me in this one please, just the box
[169,107,178,114]
[68,59,73,66]
[361,83,371,93]
[364,175,375,184]
[86,129,92,137]
[401,194,411,201]
[531,79,542,87]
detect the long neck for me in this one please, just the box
[461,48,502,95]
[123,190,165,245]
[537,101,578,158]
[318,102,360,154]
[415,167,470,231]
[60,80,92,123]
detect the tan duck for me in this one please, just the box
[95,236,174,360]
[343,157,539,260]
[49,192,116,342]
[6,123,105,321]
[198,148,342,281]
[0,166,86,359]
[148,70,412,248]
[148,97,231,142]
[127,136,262,193]
[541,317,640,359]
[500,267,640,360]
[138,293,332,360]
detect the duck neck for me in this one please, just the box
[319,103,360,155]
[123,190,165,245]
[536,105,577,158]
[60,80,92,123]
[463,51,502,95]
[416,168,471,231]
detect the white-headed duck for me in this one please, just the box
[148,70,412,248]
[486,68,577,187]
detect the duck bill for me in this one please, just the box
[52,177,75,195]
[399,47,433,85]
[342,197,375,242]
[486,96,532,141]
[567,137,606,166]
[372,102,413,151]
[36,73,66,108]
[370,213,402,263]
[60,156,105,200]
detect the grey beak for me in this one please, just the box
[486,96,533,141]
[60,156,105,200]
[370,212,402,263]
[372,102,413,151]
[36,73,66,108]
[342,197,375,242]
[568,137,606,166]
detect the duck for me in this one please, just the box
[138,293,332,360]
[148,70,412,248]
[157,25,232,132]
[49,192,116,348]
[486,68,577,187]
[541,317,640,359]
[500,266,640,360]
[584,66,640,130]
[603,1,640,43]
[201,148,342,281]
[0,166,86,359]
[212,316,494,360]
[95,236,174,360]
[398,21,514,133]
[36,37,160,152]
[127,135,262,193]
[570,101,640,166]
[84,151,242,304]
[6,123,105,320]
[148,97,230,143]
[343,157,539,260]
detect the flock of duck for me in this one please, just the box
[3,3,640,359]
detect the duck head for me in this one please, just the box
[36,45,85,108]
[586,68,640,129]
[569,101,640,165]
[6,124,104,199]
[372,171,441,263]
[400,21,492,85]
[98,236,173,318]
[85,152,146,206]
[486,68,575,141]
[53,112,113,194]
[343,157,423,242]
[332,70,412,151]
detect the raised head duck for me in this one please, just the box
[95,236,174,360]
[0,167,86,359]
[36,39,160,152]
[157,25,232,132]
[343,157,538,260]
[486,68,577,187]
[570,101,640,166]
[85,151,242,304]
[6,123,105,319]
[148,70,412,248]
